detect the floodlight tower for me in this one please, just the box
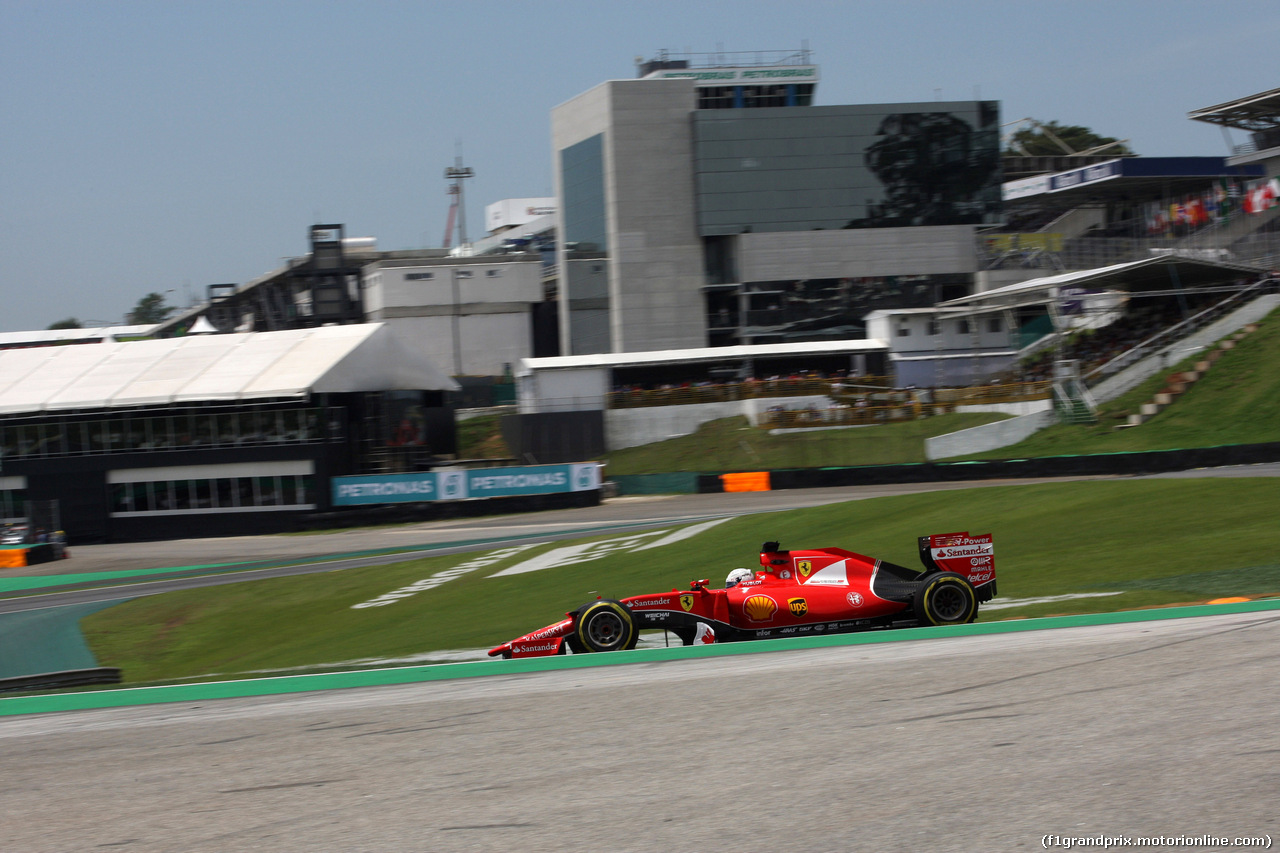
[443,156,475,249]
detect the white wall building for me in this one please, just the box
[485,198,556,234]
[864,308,1018,387]
[363,256,545,376]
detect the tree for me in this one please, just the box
[1005,120,1134,157]
[126,292,176,325]
[47,318,83,330]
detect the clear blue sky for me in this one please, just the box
[2,0,1276,332]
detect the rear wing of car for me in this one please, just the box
[918,531,995,589]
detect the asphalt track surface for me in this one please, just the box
[1,610,1276,852]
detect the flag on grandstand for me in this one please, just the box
[1186,197,1206,225]
[1214,180,1230,222]
[1145,202,1168,235]
[1242,178,1279,214]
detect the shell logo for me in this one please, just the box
[744,594,778,622]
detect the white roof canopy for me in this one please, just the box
[939,255,1265,312]
[0,324,458,416]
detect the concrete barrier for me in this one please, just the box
[926,408,1056,461]
[604,395,832,450]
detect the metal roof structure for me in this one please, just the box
[1188,88,1280,132]
[937,255,1266,313]
[0,324,159,349]
[1002,157,1264,208]
[0,323,457,416]
[517,339,888,377]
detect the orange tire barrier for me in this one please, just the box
[721,471,771,492]
[0,548,28,568]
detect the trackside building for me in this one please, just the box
[0,324,472,543]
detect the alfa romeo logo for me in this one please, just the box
[847,592,863,607]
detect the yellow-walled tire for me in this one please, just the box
[913,573,978,626]
[575,600,637,652]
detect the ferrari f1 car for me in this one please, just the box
[488,532,995,659]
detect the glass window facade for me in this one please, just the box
[561,134,608,253]
[696,83,815,110]
[0,406,323,461]
[694,102,1002,235]
[707,274,970,346]
[0,487,26,523]
[108,474,315,515]
[561,133,612,353]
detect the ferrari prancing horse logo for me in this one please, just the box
[680,594,695,612]
[788,597,808,618]
[797,559,813,578]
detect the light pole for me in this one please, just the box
[451,267,464,376]
[444,158,474,249]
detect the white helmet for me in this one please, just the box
[725,568,754,588]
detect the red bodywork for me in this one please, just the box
[489,532,995,659]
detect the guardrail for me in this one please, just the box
[0,668,122,694]
[764,380,1051,430]
[933,381,1052,406]
[606,377,893,410]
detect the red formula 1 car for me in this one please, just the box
[488,532,996,659]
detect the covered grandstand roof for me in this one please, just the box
[517,339,888,377]
[0,323,458,416]
[938,255,1267,313]
[1188,88,1280,132]
[1002,157,1264,206]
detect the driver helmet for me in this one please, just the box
[725,568,754,588]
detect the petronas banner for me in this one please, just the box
[332,463,601,506]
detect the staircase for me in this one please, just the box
[1120,323,1260,427]
[1053,360,1098,425]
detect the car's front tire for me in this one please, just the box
[575,600,638,652]
[913,572,978,626]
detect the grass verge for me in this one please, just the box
[948,308,1280,459]
[602,412,1010,475]
[81,477,1280,685]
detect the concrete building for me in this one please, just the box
[154,223,558,382]
[362,254,546,377]
[552,49,1002,356]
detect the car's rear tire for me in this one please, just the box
[575,600,637,652]
[913,572,978,626]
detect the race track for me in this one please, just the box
[2,610,1276,852]
[3,467,1279,851]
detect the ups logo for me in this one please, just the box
[797,559,813,578]
[788,597,808,618]
[680,594,695,612]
